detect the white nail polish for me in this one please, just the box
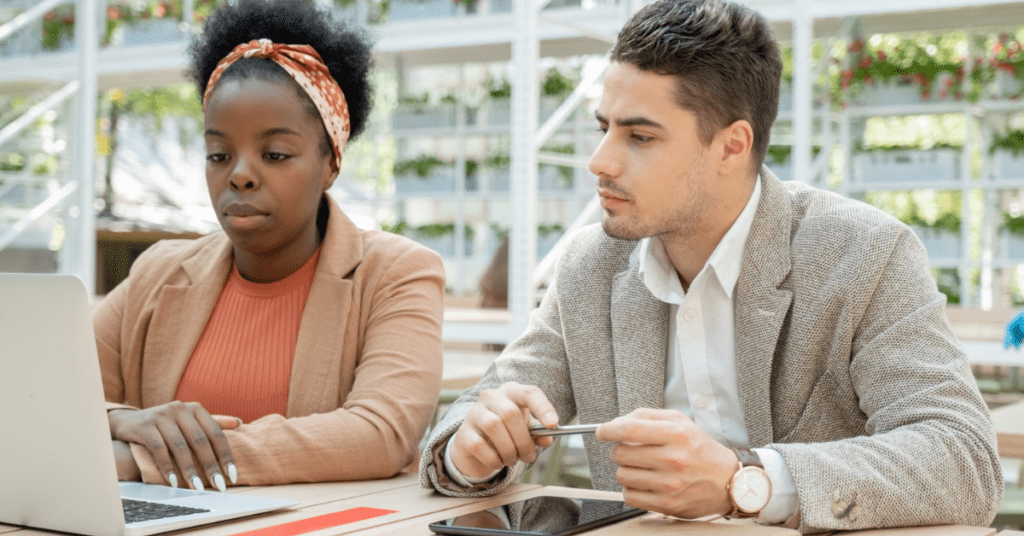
[213,473,226,492]
[167,473,178,488]
[191,475,205,492]
[227,463,237,484]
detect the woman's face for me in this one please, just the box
[203,77,336,275]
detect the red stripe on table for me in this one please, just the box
[229,507,397,536]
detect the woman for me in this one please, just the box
[93,0,445,490]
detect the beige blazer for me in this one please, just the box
[420,171,1002,533]
[95,195,445,485]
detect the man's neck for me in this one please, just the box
[661,176,757,291]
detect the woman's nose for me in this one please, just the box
[228,156,259,190]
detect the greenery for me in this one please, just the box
[41,6,75,50]
[382,221,474,239]
[538,223,564,237]
[487,78,512,99]
[841,37,964,100]
[991,130,1024,157]
[854,141,962,153]
[485,153,510,168]
[906,209,961,234]
[765,145,823,165]
[396,92,430,106]
[394,155,449,178]
[1004,213,1024,237]
[541,68,574,97]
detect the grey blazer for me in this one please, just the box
[420,171,1002,533]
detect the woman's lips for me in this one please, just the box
[222,204,268,230]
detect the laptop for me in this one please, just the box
[0,273,299,536]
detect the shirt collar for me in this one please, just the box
[638,176,762,302]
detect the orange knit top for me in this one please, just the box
[176,250,320,423]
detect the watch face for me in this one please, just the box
[731,466,771,513]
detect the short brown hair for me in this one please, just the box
[610,0,781,171]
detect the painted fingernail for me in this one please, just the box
[167,472,178,488]
[191,475,205,492]
[213,473,226,492]
[227,463,237,484]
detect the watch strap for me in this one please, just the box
[732,447,764,469]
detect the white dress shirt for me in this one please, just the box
[637,178,796,523]
[447,177,796,523]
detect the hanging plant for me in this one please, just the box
[394,154,449,178]
[41,7,75,50]
[541,68,574,97]
[991,130,1024,157]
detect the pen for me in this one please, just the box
[528,424,599,437]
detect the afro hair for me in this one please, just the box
[188,0,374,141]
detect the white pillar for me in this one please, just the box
[508,0,540,341]
[791,0,813,185]
[74,0,98,296]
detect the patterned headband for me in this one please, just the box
[202,38,350,172]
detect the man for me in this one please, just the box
[419,0,1002,531]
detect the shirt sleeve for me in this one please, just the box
[754,447,798,524]
[443,439,503,487]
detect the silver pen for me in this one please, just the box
[528,423,599,436]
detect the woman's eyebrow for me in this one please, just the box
[203,127,303,138]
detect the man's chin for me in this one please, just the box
[601,218,646,241]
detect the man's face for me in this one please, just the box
[590,61,727,242]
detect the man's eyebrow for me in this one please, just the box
[593,111,664,129]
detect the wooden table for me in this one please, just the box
[992,399,1024,458]
[0,475,999,536]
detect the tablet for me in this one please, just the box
[428,496,644,536]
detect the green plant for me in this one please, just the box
[839,35,965,102]
[397,92,430,106]
[485,153,510,168]
[488,78,511,99]
[0,153,26,172]
[394,155,449,178]
[854,141,962,153]
[538,223,565,237]
[905,207,960,234]
[465,159,478,177]
[541,68,574,97]
[381,220,408,235]
[991,130,1024,157]
[41,7,75,50]
[542,144,575,185]
[411,223,475,239]
[1004,213,1024,237]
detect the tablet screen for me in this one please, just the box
[429,496,644,536]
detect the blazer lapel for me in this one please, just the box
[610,248,668,416]
[142,237,233,407]
[735,171,794,447]
[287,196,360,416]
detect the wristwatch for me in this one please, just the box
[726,447,772,518]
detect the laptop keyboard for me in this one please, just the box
[122,498,210,524]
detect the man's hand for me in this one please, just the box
[448,382,559,480]
[596,408,739,519]
[108,402,240,491]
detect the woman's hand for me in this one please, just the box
[108,402,239,491]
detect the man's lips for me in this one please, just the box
[598,189,629,207]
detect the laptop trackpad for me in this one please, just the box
[119,482,213,501]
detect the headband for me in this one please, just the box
[202,38,350,172]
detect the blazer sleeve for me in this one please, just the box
[201,245,447,485]
[770,229,1002,533]
[419,272,578,497]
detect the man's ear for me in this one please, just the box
[716,119,754,176]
